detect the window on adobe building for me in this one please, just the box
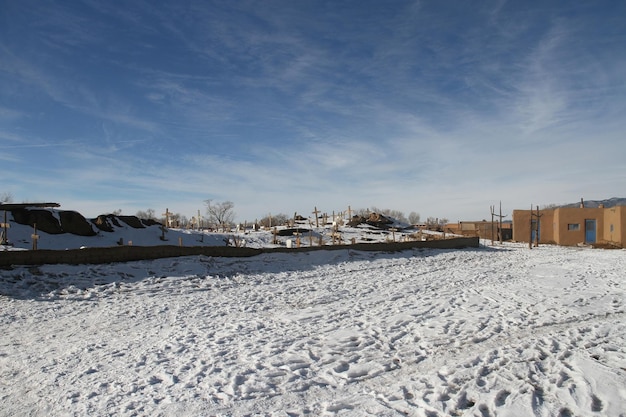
[567,223,580,231]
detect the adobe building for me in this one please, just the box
[512,202,626,248]
[445,221,512,241]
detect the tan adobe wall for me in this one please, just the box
[449,222,511,240]
[553,207,604,246]
[511,210,530,242]
[512,209,555,244]
[513,206,624,247]
[539,210,555,244]
[603,206,625,247]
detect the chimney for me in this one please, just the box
[580,198,584,208]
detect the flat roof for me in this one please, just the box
[0,203,60,210]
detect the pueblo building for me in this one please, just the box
[512,199,626,248]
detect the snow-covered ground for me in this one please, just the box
[1,243,625,416]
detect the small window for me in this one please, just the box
[567,223,580,231]
[610,224,614,232]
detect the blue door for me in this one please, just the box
[531,220,540,243]
[585,219,596,243]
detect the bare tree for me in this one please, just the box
[408,211,421,225]
[136,208,157,220]
[364,206,408,223]
[541,204,558,210]
[1,192,13,203]
[258,213,289,228]
[205,200,235,231]
[354,208,371,217]
[387,210,408,224]
[425,216,448,230]
[168,212,188,228]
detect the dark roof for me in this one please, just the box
[0,203,60,210]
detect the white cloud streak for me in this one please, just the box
[1,1,624,221]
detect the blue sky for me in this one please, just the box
[1,0,625,222]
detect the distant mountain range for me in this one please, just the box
[558,197,626,209]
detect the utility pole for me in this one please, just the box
[491,202,508,244]
[500,202,504,244]
[529,204,533,249]
[490,205,495,245]
[529,205,543,248]
[534,206,542,247]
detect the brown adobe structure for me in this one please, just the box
[512,203,626,248]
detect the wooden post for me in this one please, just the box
[534,206,541,248]
[529,204,533,249]
[162,208,171,228]
[491,202,507,245]
[312,207,320,227]
[489,206,494,246]
[1,210,9,245]
[161,208,171,240]
[31,223,39,250]
[529,204,542,248]
[534,206,539,248]
[499,201,503,244]
[390,227,398,242]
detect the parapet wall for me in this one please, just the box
[0,237,479,267]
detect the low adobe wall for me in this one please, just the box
[0,237,479,267]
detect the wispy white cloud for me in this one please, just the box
[1,1,624,221]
